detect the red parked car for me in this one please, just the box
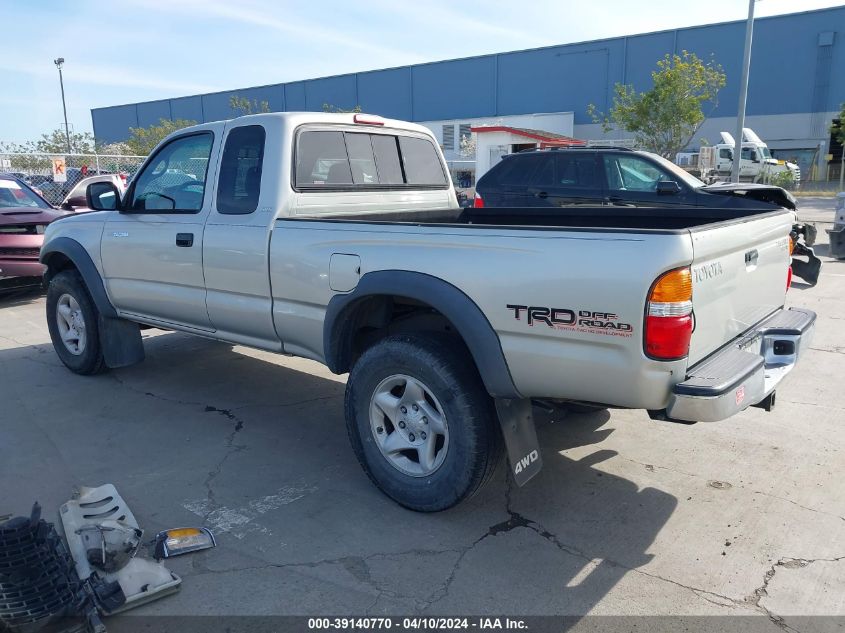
[0,174,66,291]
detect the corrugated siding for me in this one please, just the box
[91,7,845,143]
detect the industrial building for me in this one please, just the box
[91,6,845,182]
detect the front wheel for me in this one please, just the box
[46,270,107,375]
[345,334,503,512]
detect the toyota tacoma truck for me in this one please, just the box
[39,112,816,511]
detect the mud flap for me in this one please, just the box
[99,316,145,368]
[791,242,821,287]
[494,398,542,486]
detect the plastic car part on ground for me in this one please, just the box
[0,503,101,633]
[59,484,182,615]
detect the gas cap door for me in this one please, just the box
[329,254,361,292]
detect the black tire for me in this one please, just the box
[46,270,107,375]
[345,334,503,512]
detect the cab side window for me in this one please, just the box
[128,133,213,213]
[494,155,542,187]
[602,155,668,192]
[555,154,599,189]
[217,125,265,215]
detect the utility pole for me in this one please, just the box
[54,58,72,154]
[731,0,756,183]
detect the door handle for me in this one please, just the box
[176,233,194,247]
[535,191,548,199]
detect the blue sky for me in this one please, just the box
[1,0,843,143]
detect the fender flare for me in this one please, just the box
[40,237,145,368]
[323,270,521,399]
[40,236,118,318]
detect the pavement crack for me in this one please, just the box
[809,346,845,355]
[205,404,245,432]
[199,409,248,524]
[746,559,797,632]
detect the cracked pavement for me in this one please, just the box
[0,198,843,624]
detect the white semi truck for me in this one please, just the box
[696,128,800,186]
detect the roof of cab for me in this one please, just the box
[171,111,436,139]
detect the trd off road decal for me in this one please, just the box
[507,305,634,338]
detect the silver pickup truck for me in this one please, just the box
[40,112,815,511]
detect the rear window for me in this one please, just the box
[295,130,447,189]
[344,133,379,185]
[398,136,447,186]
[371,135,404,185]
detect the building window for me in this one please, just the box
[459,124,472,143]
[442,124,455,150]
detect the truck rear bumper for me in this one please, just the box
[664,307,816,422]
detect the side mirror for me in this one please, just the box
[86,181,121,211]
[656,180,682,195]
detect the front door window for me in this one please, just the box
[128,133,214,212]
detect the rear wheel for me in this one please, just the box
[345,334,503,511]
[46,270,106,375]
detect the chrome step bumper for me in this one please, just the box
[665,308,816,422]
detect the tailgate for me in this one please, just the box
[688,211,792,364]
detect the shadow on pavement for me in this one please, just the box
[0,285,44,308]
[0,332,677,617]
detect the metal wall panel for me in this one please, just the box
[91,7,845,142]
[497,43,621,123]
[303,74,358,112]
[169,95,204,123]
[357,67,412,120]
[136,100,171,128]
[412,57,496,120]
[90,104,139,143]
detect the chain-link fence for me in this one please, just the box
[0,152,146,206]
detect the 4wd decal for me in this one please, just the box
[507,305,634,338]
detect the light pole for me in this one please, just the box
[54,58,72,154]
[730,0,756,183]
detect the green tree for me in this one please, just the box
[0,128,95,155]
[588,51,726,158]
[0,128,98,171]
[321,103,363,113]
[126,118,197,155]
[229,95,271,117]
[831,103,845,146]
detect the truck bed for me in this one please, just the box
[294,206,787,232]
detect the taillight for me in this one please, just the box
[473,193,484,208]
[645,267,693,360]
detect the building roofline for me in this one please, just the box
[470,126,586,144]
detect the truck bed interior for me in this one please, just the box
[294,206,786,232]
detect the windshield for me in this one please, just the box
[0,177,51,209]
[760,146,772,159]
[645,153,705,189]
